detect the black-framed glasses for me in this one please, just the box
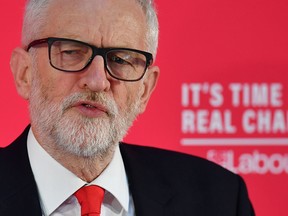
[27,37,153,82]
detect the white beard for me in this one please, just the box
[29,75,141,158]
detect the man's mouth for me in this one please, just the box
[82,103,96,109]
[72,101,109,118]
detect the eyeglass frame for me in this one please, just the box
[26,37,154,82]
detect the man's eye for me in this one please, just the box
[111,55,130,65]
[62,50,79,55]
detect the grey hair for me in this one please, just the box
[22,0,159,56]
[135,0,159,56]
[22,0,49,48]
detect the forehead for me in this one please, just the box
[41,0,147,49]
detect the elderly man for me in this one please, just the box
[0,0,254,215]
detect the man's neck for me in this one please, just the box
[43,144,115,182]
[32,128,116,182]
[55,149,115,182]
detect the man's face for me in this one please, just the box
[20,0,159,157]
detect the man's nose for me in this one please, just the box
[78,55,110,92]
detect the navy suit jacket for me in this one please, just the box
[0,127,255,216]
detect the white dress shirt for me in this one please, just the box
[27,129,135,216]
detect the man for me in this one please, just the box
[0,0,255,215]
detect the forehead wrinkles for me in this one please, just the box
[99,13,146,47]
[42,0,147,48]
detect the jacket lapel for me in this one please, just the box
[120,143,175,216]
[0,182,42,216]
[0,126,42,215]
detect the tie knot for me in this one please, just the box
[74,185,105,216]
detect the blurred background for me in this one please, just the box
[1,0,287,215]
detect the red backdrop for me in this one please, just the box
[1,1,288,215]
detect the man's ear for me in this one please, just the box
[10,47,32,100]
[139,65,160,113]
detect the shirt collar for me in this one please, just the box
[27,128,130,215]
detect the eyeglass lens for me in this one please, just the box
[50,39,148,81]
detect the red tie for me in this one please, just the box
[74,185,105,216]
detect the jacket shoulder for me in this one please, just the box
[120,143,254,215]
[120,142,235,178]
